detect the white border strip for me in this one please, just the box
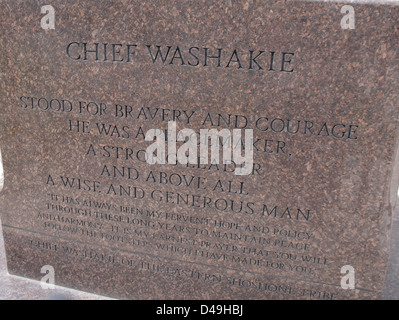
[297,0,399,5]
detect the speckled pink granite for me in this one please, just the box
[0,0,399,299]
[0,219,108,300]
